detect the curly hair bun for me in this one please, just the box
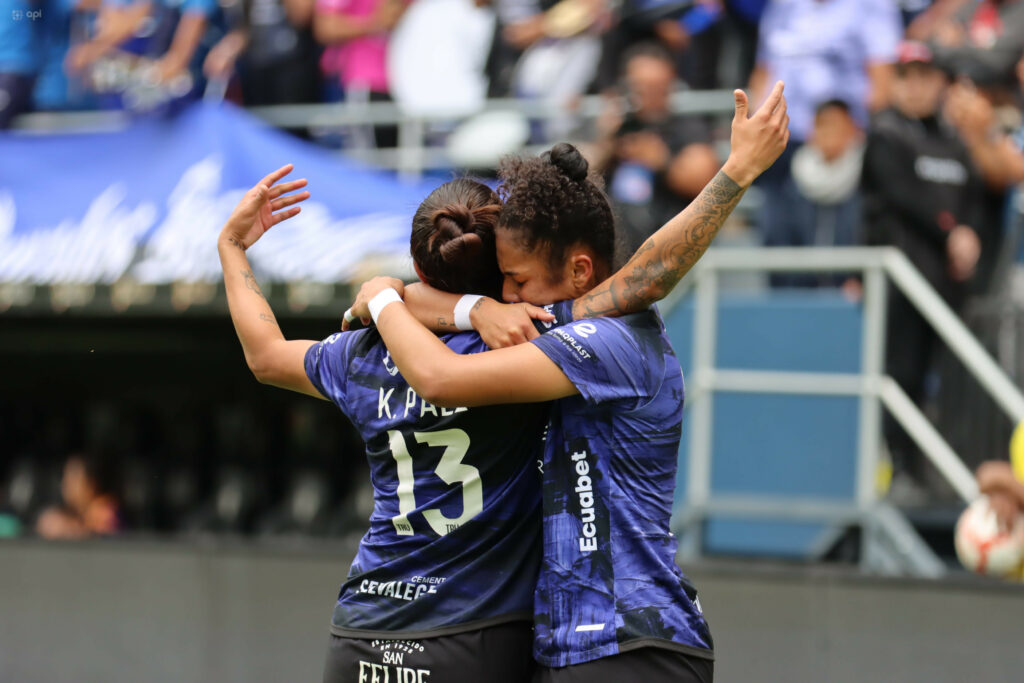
[546,142,588,182]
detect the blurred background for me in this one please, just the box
[3,0,1024,681]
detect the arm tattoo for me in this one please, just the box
[437,317,455,328]
[573,170,745,319]
[227,237,246,251]
[241,269,267,301]
[259,313,276,324]
[471,298,485,312]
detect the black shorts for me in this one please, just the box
[322,620,535,683]
[533,647,713,683]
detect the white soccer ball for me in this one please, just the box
[954,496,1024,578]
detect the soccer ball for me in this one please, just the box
[954,496,1024,577]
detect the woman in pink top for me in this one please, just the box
[314,0,406,146]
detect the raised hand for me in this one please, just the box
[722,81,790,187]
[221,164,310,250]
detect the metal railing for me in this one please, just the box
[10,89,738,177]
[667,247,1024,577]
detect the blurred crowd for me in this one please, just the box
[0,399,375,541]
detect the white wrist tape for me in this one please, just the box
[368,288,403,324]
[453,294,484,331]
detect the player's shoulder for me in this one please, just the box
[308,328,386,374]
[544,313,648,356]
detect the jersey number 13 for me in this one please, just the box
[388,428,483,537]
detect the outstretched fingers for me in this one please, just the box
[770,91,787,124]
[270,206,302,226]
[759,81,785,119]
[268,178,308,199]
[259,163,294,188]
[271,190,310,212]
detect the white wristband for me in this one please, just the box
[368,288,403,324]
[453,294,484,331]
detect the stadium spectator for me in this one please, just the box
[479,0,541,97]
[861,41,983,501]
[946,65,1024,192]
[314,0,406,147]
[720,0,768,88]
[751,0,901,145]
[771,99,864,287]
[751,0,901,256]
[595,0,725,94]
[481,0,606,105]
[35,453,121,539]
[0,0,42,127]
[944,55,1024,291]
[31,0,101,112]
[912,0,1024,79]
[501,0,609,138]
[66,0,220,109]
[203,0,320,105]
[592,41,719,257]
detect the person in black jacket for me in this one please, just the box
[862,41,983,501]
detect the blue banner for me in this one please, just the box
[0,103,440,285]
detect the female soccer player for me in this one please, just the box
[346,85,789,682]
[218,173,562,683]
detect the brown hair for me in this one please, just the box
[411,178,503,298]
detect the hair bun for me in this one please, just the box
[439,232,483,262]
[434,203,474,234]
[432,203,484,263]
[546,142,588,182]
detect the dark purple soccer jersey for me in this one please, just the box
[530,307,714,667]
[305,327,556,637]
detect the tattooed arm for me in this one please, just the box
[218,165,323,398]
[574,82,790,319]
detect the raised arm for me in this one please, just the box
[572,82,790,319]
[218,165,322,398]
[348,278,578,408]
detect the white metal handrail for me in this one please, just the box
[11,89,736,131]
[688,247,1024,424]
[9,89,738,176]
[667,246,1024,575]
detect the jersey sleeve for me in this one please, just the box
[530,299,576,336]
[304,330,365,408]
[530,317,656,409]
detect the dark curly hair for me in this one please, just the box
[497,143,616,280]
[410,178,503,299]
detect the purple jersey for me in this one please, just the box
[305,326,556,637]
[530,307,713,667]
